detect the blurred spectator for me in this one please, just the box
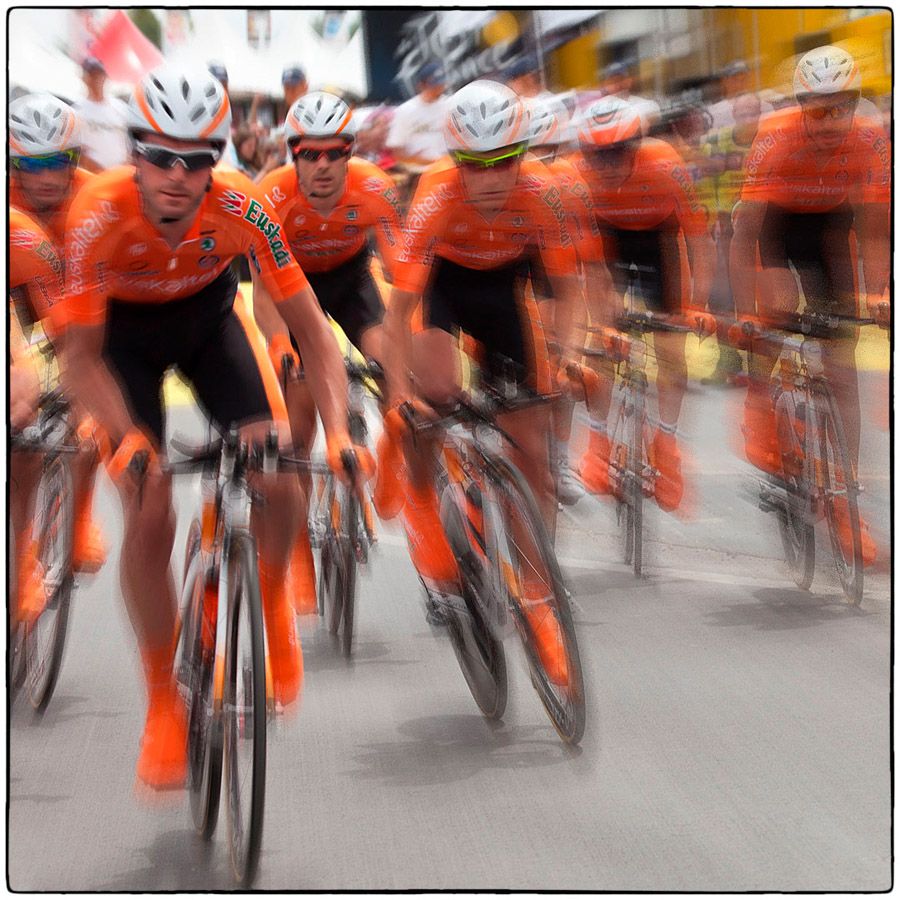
[225,124,283,184]
[504,55,548,99]
[356,106,397,171]
[72,56,128,171]
[701,91,763,385]
[600,60,660,131]
[386,61,448,169]
[282,64,308,109]
[708,61,772,129]
[208,60,229,92]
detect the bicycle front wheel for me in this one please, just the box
[774,390,815,591]
[26,454,74,713]
[490,458,585,745]
[180,521,223,840]
[816,388,863,605]
[224,531,266,886]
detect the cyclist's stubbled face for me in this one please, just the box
[293,139,350,202]
[457,151,522,216]
[14,166,74,213]
[134,133,216,224]
[801,94,857,152]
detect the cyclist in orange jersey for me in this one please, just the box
[382,81,590,677]
[56,64,355,791]
[525,93,602,507]
[571,96,716,512]
[9,209,68,627]
[252,92,402,613]
[9,93,108,574]
[729,46,890,564]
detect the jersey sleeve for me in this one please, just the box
[10,216,65,336]
[393,173,453,294]
[530,179,578,278]
[856,122,891,205]
[359,164,404,278]
[62,183,120,327]
[228,178,310,302]
[740,119,786,204]
[556,162,605,265]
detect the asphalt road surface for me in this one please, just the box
[9,372,891,891]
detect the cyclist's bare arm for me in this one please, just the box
[685,229,716,310]
[249,268,290,343]
[61,323,138,447]
[729,200,766,317]
[550,272,588,360]
[383,287,419,405]
[583,260,618,330]
[274,285,350,441]
[855,201,890,304]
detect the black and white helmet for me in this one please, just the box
[9,93,81,157]
[127,63,231,148]
[445,80,529,152]
[284,91,355,144]
[794,45,861,99]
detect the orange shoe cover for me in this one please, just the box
[579,431,611,495]
[136,682,188,790]
[402,482,459,583]
[290,530,318,616]
[260,561,303,709]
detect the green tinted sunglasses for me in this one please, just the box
[452,144,528,169]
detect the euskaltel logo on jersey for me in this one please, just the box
[219,189,247,216]
[243,199,292,269]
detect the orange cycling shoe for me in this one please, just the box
[518,580,569,687]
[72,517,108,574]
[136,682,188,790]
[260,562,303,708]
[402,482,459,584]
[650,430,684,512]
[579,431,611,495]
[832,498,878,566]
[16,540,48,626]
[289,529,318,616]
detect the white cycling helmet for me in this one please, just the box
[284,91,355,144]
[127,63,231,148]
[526,94,573,147]
[793,45,861,99]
[9,93,81,157]
[577,96,643,148]
[445,80,529,153]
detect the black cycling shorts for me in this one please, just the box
[758,202,856,317]
[598,215,684,314]
[424,256,550,391]
[104,267,275,446]
[290,248,384,357]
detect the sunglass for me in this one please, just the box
[291,144,353,163]
[134,140,220,171]
[452,144,528,170]
[586,142,639,166]
[799,97,857,120]
[12,149,80,172]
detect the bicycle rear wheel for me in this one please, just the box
[439,480,508,720]
[816,388,863,605]
[774,391,815,591]
[491,458,585,744]
[180,521,223,840]
[340,490,359,658]
[26,455,74,713]
[224,531,266,886]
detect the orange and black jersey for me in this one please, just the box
[572,138,709,263]
[741,106,890,212]
[258,157,402,275]
[61,166,309,327]
[394,159,579,295]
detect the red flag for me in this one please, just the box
[88,10,163,84]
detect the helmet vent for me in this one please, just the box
[189,105,205,123]
[180,78,191,100]
[160,100,174,120]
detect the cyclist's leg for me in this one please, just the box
[10,451,45,624]
[185,287,305,707]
